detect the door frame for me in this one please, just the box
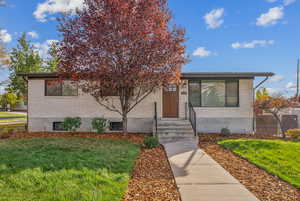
[162,85,179,118]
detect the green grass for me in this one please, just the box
[0,117,26,122]
[0,138,140,201]
[218,139,300,188]
[0,112,26,118]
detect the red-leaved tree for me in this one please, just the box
[58,0,187,134]
[254,95,296,138]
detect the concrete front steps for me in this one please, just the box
[154,119,195,140]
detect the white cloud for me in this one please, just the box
[33,40,58,58]
[192,47,214,58]
[34,0,84,22]
[270,74,284,82]
[0,29,12,43]
[204,8,224,29]
[256,6,284,26]
[27,31,39,39]
[284,0,297,5]
[286,82,296,88]
[231,40,275,49]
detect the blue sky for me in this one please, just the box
[0,0,300,95]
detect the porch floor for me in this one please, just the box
[162,137,260,201]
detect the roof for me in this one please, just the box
[18,72,275,79]
[17,72,59,79]
[181,72,274,79]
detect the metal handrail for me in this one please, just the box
[154,102,158,136]
[188,102,197,136]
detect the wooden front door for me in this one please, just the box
[163,85,179,118]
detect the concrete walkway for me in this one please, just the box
[161,137,260,201]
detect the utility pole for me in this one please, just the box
[297,59,300,99]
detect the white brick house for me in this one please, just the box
[20,72,274,135]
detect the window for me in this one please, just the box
[45,80,78,96]
[53,122,65,131]
[109,122,123,131]
[188,80,239,107]
[189,81,201,107]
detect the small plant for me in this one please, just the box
[286,129,300,139]
[92,118,108,134]
[144,135,159,149]
[220,128,231,137]
[63,117,81,132]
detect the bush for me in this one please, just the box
[144,135,159,149]
[220,128,231,136]
[92,118,108,134]
[286,129,300,139]
[63,117,81,132]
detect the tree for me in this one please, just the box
[45,42,59,72]
[58,0,187,135]
[254,95,296,138]
[0,91,20,109]
[256,87,270,100]
[8,33,43,96]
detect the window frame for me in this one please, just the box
[109,122,123,131]
[45,79,78,97]
[188,79,239,108]
[52,122,66,131]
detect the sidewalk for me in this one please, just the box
[162,137,260,201]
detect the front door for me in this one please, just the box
[163,85,179,118]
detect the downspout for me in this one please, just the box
[252,76,270,134]
[22,76,29,133]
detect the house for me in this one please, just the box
[19,72,274,135]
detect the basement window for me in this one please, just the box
[109,122,123,131]
[53,122,65,131]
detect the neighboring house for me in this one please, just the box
[19,72,274,134]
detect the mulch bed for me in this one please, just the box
[199,134,300,201]
[124,145,181,201]
[0,132,181,201]
[0,132,147,145]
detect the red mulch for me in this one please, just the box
[199,134,300,201]
[0,132,181,201]
[124,145,181,201]
[1,132,147,145]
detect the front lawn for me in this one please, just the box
[0,112,26,118]
[0,137,140,201]
[218,139,300,188]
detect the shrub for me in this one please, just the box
[92,118,108,134]
[220,128,231,136]
[286,129,300,139]
[144,135,159,149]
[63,117,81,132]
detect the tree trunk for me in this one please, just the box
[122,114,128,136]
[273,113,286,138]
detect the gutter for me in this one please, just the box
[21,75,29,133]
[252,76,270,134]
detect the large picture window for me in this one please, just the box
[188,80,239,107]
[45,80,78,96]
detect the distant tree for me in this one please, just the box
[256,87,270,100]
[58,0,187,135]
[0,91,20,109]
[254,95,296,138]
[45,42,59,72]
[8,33,43,96]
